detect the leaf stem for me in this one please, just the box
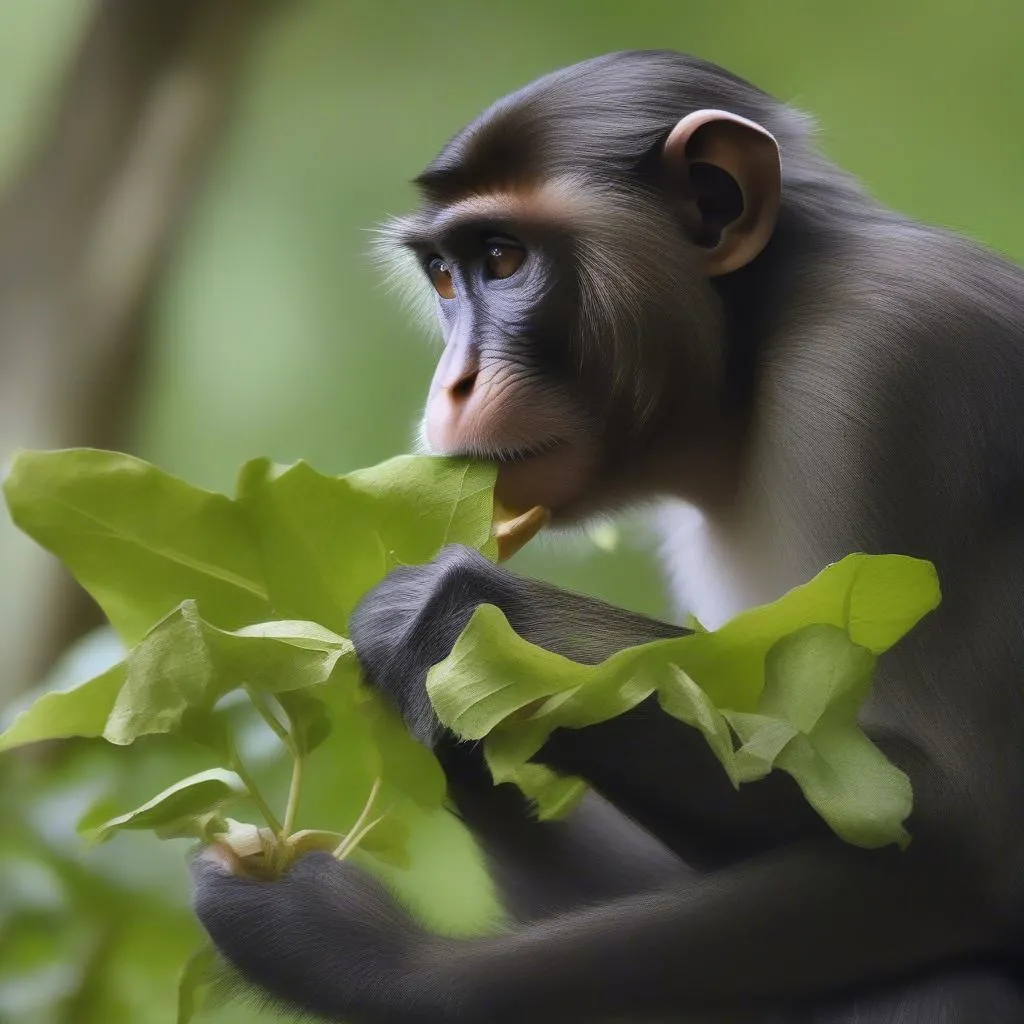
[334,777,381,860]
[227,737,283,836]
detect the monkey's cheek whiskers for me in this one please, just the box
[493,437,567,465]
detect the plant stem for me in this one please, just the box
[227,737,283,836]
[334,777,381,860]
[243,685,306,841]
[337,814,386,860]
[282,754,302,836]
[244,685,295,753]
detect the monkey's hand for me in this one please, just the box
[350,544,529,748]
[191,846,444,1024]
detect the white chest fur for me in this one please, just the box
[651,499,789,630]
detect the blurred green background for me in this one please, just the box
[1,1,1022,1020]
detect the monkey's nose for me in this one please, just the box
[449,370,478,401]
[425,372,480,451]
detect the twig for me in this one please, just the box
[243,686,295,753]
[333,777,382,860]
[282,753,303,837]
[227,736,283,836]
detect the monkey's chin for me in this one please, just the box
[493,443,596,521]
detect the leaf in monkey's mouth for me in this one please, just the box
[492,503,551,561]
[490,437,598,522]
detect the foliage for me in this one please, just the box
[1,448,942,1017]
[1,449,500,1019]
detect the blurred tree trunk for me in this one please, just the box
[0,0,283,703]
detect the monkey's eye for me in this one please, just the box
[484,237,525,280]
[427,256,455,299]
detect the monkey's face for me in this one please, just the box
[380,106,782,520]
[382,184,728,520]
[416,222,602,516]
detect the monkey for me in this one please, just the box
[191,50,1024,1022]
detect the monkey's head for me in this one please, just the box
[378,52,784,521]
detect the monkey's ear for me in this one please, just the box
[663,109,781,276]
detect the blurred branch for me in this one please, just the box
[0,0,283,700]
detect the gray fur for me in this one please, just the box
[193,51,1024,1022]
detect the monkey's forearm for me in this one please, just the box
[534,698,828,864]
[350,545,687,747]
[439,733,688,921]
[505,574,690,663]
[440,840,989,1023]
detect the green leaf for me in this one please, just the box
[3,451,498,657]
[233,619,354,649]
[236,458,389,634]
[485,759,588,822]
[361,695,447,810]
[275,688,331,757]
[0,608,358,753]
[350,812,413,869]
[177,943,219,1024]
[725,625,912,847]
[427,603,589,741]
[428,554,939,848]
[105,603,358,746]
[3,449,270,645]
[345,455,499,564]
[84,769,245,842]
[291,682,446,867]
[236,456,499,635]
[758,624,877,731]
[0,664,125,753]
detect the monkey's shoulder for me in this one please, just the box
[846,221,1024,359]
[761,221,1024,437]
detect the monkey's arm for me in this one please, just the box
[436,736,689,921]
[351,543,692,917]
[351,544,828,861]
[190,546,997,1021]
[348,544,689,748]
[192,833,990,1024]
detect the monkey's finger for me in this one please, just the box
[193,841,245,876]
[493,503,550,561]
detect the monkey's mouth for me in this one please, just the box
[489,437,595,517]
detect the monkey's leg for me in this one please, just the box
[437,756,1023,1024]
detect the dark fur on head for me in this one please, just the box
[418,51,808,195]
